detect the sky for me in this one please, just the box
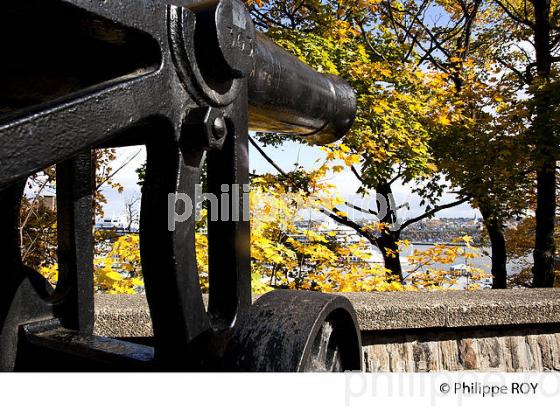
[100,140,480,222]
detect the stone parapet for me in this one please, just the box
[94,289,560,372]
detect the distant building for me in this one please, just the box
[95,216,126,231]
[450,263,469,275]
[400,217,484,244]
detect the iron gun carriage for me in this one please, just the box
[0,0,360,371]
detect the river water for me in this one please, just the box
[370,243,531,282]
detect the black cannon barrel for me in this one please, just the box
[247,34,356,145]
[182,0,356,144]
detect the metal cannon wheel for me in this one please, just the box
[225,290,362,372]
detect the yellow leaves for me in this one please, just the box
[438,115,452,126]
[396,239,410,249]
[425,162,438,173]
[331,20,360,45]
[261,240,296,264]
[338,143,351,153]
[452,235,474,246]
[363,221,391,235]
[324,144,361,168]
[373,99,390,114]
[301,230,329,244]
[93,235,143,294]
[378,67,392,77]
[96,269,133,295]
[39,263,58,285]
[338,0,382,15]
[251,269,272,295]
[103,270,122,282]
[343,154,361,166]
[384,247,399,259]
[248,178,415,292]
[297,261,395,293]
[405,238,492,289]
[38,234,144,294]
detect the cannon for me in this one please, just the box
[0,0,360,371]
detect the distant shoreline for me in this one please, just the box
[408,241,483,246]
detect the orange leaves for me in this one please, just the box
[244,0,265,7]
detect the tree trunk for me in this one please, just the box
[479,207,508,288]
[375,181,403,282]
[485,221,508,289]
[376,231,403,282]
[531,0,556,287]
[533,166,556,287]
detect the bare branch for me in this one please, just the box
[249,136,371,240]
[344,201,378,216]
[399,197,469,231]
[357,22,387,62]
[318,208,373,243]
[96,149,141,191]
[495,56,533,84]
[249,136,288,176]
[388,164,404,185]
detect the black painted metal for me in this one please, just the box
[0,0,360,371]
[23,319,155,371]
[55,152,95,333]
[225,290,363,371]
[248,34,357,144]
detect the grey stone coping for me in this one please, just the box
[95,294,153,338]
[345,289,560,331]
[94,289,560,337]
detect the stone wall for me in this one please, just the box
[362,327,560,372]
[94,289,560,372]
[348,289,560,372]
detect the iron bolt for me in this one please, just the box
[181,106,227,152]
[212,117,227,140]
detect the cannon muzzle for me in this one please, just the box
[248,34,356,144]
[182,0,356,144]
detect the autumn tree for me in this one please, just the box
[20,194,57,269]
[488,0,559,287]
[380,0,536,288]
[22,148,136,274]
[249,0,468,281]
[245,178,480,290]
[506,172,560,287]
